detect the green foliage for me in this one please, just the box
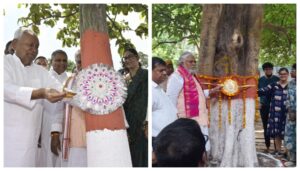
[138,51,148,68]
[152,36,197,66]
[260,4,296,66]
[67,60,76,72]
[152,4,296,67]
[152,4,201,51]
[17,4,148,56]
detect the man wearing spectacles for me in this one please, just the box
[166,51,220,157]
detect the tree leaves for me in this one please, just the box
[152,4,202,61]
[260,4,296,66]
[17,4,148,57]
[153,4,296,66]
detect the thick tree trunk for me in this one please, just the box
[199,4,262,76]
[199,4,263,167]
[198,4,222,75]
[80,4,131,166]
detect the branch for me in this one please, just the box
[106,13,125,40]
[153,36,192,49]
[21,9,79,27]
[263,22,295,49]
[154,9,197,37]
[263,23,295,33]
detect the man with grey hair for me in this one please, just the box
[62,50,88,167]
[4,27,66,166]
[166,51,220,155]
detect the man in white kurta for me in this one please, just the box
[166,52,220,153]
[39,50,69,167]
[4,27,65,167]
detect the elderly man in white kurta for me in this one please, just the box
[38,50,69,167]
[166,52,220,154]
[4,27,66,167]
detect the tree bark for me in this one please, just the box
[79,4,131,166]
[80,4,108,34]
[199,4,263,76]
[199,4,263,167]
[199,4,223,75]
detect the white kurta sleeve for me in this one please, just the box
[4,62,36,109]
[43,72,65,133]
[50,102,65,133]
[166,72,184,106]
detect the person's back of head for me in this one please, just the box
[154,118,206,167]
[4,40,14,55]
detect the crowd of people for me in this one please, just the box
[3,26,296,167]
[3,27,148,167]
[258,62,297,166]
[151,55,296,167]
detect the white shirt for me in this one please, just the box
[48,68,68,132]
[152,81,177,137]
[37,69,67,167]
[49,68,68,85]
[4,54,62,167]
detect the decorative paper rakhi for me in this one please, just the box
[69,63,127,115]
[197,76,257,129]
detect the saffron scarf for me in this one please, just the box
[177,65,199,118]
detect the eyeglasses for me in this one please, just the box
[122,54,136,62]
[279,73,288,76]
[186,60,196,64]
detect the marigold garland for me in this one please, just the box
[228,96,232,125]
[242,79,247,128]
[196,74,258,129]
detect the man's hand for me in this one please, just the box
[32,88,66,103]
[44,88,66,103]
[51,132,61,156]
[209,85,222,95]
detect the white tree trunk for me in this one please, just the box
[209,98,258,166]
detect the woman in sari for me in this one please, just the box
[122,48,148,167]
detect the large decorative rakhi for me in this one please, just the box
[200,77,256,128]
[70,63,127,115]
[221,78,240,97]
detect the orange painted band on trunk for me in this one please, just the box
[81,29,113,68]
[81,29,125,131]
[85,107,125,132]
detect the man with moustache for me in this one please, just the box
[166,51,220,155]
